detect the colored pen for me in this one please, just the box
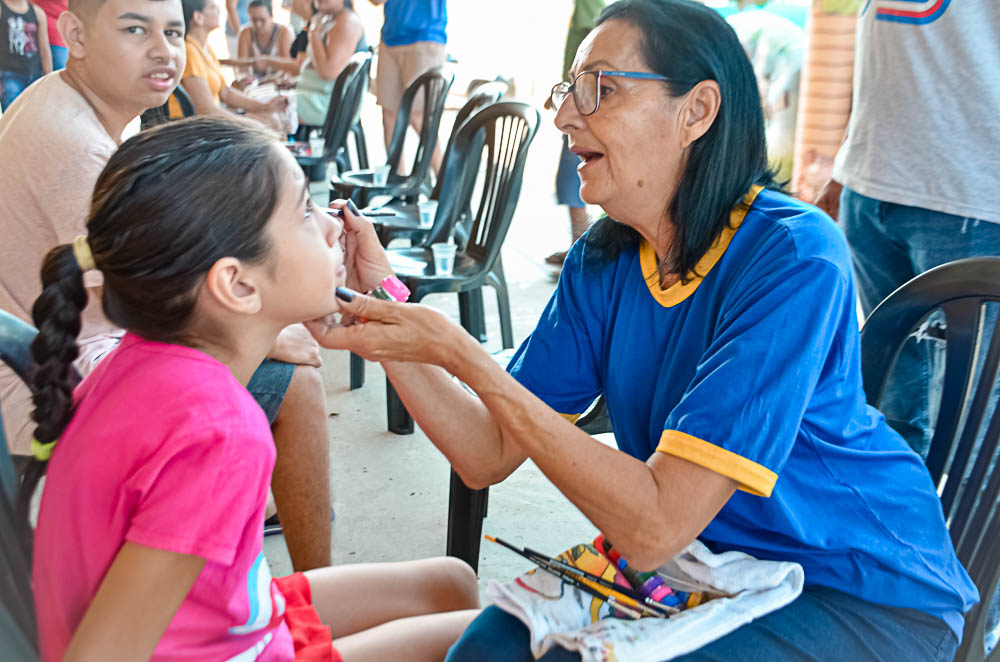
[325,208,397,217]
[523,545,677,617]
[485,536,670,618]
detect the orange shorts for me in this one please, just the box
[274,573,341,662]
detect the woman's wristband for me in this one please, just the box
[367,275,410,303]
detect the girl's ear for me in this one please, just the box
[203,258,263,315]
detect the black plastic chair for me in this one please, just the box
[345,82,509,391]
[139,83,195,129]
[0,309,40,657]
[295,50,373,190]
[330,67,454,207]
[383,102,538,573]
[860,257,1000,662]
[372,81,509,248]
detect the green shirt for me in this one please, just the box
[563,0,607,81]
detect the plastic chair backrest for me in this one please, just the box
[860,257,1000,662]
[321,50,372,157]
[423,102,539,277]
[428,81,507,203]
[384,67,454,194]
[0,309,39,655]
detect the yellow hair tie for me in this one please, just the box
[72,235,96,272]
[31,437,56,462]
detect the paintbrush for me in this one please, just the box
[485,535,670,618]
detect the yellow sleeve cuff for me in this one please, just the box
[560,412,582,424]
[656,430,777,497]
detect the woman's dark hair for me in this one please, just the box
[17,117,286,540]
[585,0,779,280]
[181,0,207,33]
[248,0,272,13]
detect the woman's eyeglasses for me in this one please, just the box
[550,70,671,116]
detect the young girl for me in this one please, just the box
[20,117,479,661]
[0,0,51,109]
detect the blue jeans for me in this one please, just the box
[246,359,295,424]
[447,587,958,661]
[840,185,1000,653]
[50,45,68,70]
[0,68,41,110]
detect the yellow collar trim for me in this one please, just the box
[639,185,764,308]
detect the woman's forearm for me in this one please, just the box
[382,353,524,488]
[220,86,269,113]
[452,346,736,570]
[260,56,302,75]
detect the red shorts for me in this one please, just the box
[273,573,342,662]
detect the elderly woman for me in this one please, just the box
[317,0,977,659]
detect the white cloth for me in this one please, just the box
[487,540,804,662]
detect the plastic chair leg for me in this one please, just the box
[459,289,487,343]
[446,468,488,573]
[488,262,514,349]
[386,379,414,435]
[349,352,365,390]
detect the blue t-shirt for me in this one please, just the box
[508,187,979,639]
[381,0,446,47]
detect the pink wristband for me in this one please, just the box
[379,275,410,303]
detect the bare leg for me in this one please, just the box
[335,609,479,662]
[306,557,480,635]
[381,108,396,153]
[409,110,443,176]
[270,365,332,571]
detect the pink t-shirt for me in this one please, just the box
[33,333,294,661]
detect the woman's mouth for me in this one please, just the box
[572,148,604,170]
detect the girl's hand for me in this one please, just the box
[328,198,394,294]
[306,290,472,371]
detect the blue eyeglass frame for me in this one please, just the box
[551,70,672,115]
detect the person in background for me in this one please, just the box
[544,0,604,270]
[254,0,364,128]
[224,0,246,54]
[0,0,335,575]
[813,0,1000,653]
[172,0,289,130]
[235,0,292,84]
[369,0,446,174]
[32,0,66,69]
[0,0,51,108]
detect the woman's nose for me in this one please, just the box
[554,92,583,134]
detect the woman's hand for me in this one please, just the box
[268,324,322,367]
[264,95,290,113]
[814,178,843,222]
[306,291,472,371]
[329,198,394,294]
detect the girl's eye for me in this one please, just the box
[304,199,314,221]
[599,85,613,98]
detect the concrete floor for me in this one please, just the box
[263,100,604,598]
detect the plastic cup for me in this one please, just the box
[373,165,391,186]
[431,243,457,276]
[418,200,438,228]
